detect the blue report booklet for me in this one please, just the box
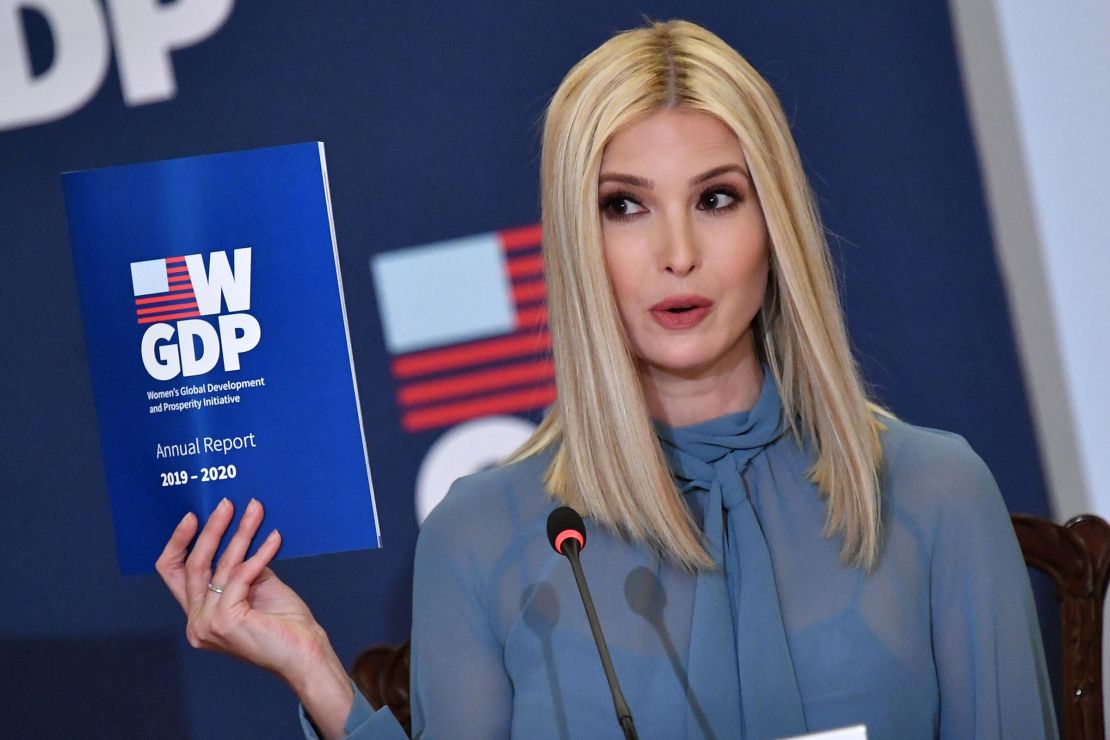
[63,142,381,575]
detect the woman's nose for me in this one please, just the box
[662,216,699,276]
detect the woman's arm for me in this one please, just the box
[927,445,1058,738]
[407,477,515,739]
[302,472,517,740]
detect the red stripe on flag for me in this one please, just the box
[136,291,196,306]
[169,284,193,292]
[516,306,547,328]
[168,275,191,284]
[507,254,544,279]
[512,280,546,304]
[399,359,554,406]
[136,301,199,316]
[137,309,201,325]
[167,265,189,274]
[166,256,186,263]
[401,385,556,432]
[499,224,542,251]
[392,331,551,379]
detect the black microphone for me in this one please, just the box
[546,506,638,740]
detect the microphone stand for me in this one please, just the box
[562,538,639,740]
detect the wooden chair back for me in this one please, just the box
[350,640,412,736]
[1012,513,1110,740]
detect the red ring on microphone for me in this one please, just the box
[553,529,585,555]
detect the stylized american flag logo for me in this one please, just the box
[130,256,199,324]
[371,224,555,433]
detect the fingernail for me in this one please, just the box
[247,498,259,514]
[266,529,279,542]
[217,497,230,512]
[177,512,192,527]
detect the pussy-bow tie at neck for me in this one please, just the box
[655,372,808,739]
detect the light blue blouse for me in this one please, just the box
[303,376,1057,739]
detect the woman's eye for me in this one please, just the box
[698,188,739,212]
[601,194,646,219]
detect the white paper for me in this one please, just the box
[781,725,867,740]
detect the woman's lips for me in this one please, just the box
[649,295,713,329]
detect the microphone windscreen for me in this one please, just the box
[546,506,587,555]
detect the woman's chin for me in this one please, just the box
[638,352,736,382]
[634,335,757,383]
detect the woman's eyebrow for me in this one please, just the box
[598,164,750,190]
[689,163,750,186]
[598,172,653,188]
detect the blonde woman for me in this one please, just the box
[157,20,1057,740]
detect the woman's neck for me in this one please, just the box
[640,342,764,427]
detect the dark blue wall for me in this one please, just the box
[0,2,1052,737]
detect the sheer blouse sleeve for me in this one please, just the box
[299,474,513,740]
[299,688,408,740]
[406,476,514,739]
[925,435,1058,738]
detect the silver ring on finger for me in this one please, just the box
[207,582,224,594]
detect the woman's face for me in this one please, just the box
[599,108,770,384]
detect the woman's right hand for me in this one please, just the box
[155,498,354,739]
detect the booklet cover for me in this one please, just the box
[63,142,381,575]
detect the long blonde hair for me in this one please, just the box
[510,19,885,571]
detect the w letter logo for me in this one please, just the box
[131,248,252,322]
[134,247,259,381]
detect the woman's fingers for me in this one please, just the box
[155,511,199,611]
[210,498,264,588]
[219,529,282,605]
[184,498,234,608]
[161,501,298,672]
